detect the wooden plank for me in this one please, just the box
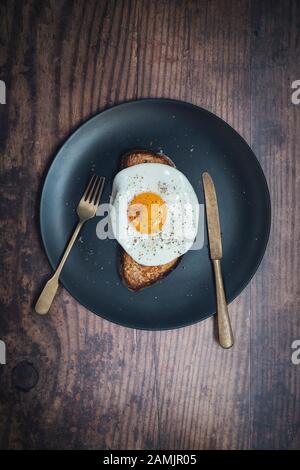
[0,0,159,450]
[250,0,300,450]
[137,0,251,449]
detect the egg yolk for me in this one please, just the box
[128,192,167,234]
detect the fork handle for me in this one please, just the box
[55,221,84,277]
[213,259,234,349]
[35,221,84,314]
[35,274,59,315]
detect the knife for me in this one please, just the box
[202,172,234,349]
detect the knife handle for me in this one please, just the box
[212,259,234,349]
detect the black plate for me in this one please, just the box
[40,99,271,330]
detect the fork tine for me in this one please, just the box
[82,175,96,200]
[86,175,100,202]
[87,175,100,202]
[94,176,106,207]
[89,174,101,203]
[90,176,101,206]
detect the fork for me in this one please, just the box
[35,175,106,315]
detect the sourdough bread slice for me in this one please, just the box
[119,150,181,291]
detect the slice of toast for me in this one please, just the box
[119,150,181,291]
[120,150,175,169]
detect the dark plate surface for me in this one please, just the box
[40,99,271,329]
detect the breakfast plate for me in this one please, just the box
[40,99,271,329]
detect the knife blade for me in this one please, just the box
[202,172,222,260]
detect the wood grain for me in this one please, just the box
[250,0,300,449]
[0,0,299,450]
[137,0,251,449]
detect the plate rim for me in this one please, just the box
[40,98,271,330]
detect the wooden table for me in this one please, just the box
[0,0,299,450]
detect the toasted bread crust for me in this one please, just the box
[120,251,181,291]
[119,150,180,291]
[121,150,175,169]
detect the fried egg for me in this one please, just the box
[110,163,199,266]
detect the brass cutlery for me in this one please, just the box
[202,172,234,349]
[35,175,105,315]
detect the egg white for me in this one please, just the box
[110,163,199,266]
